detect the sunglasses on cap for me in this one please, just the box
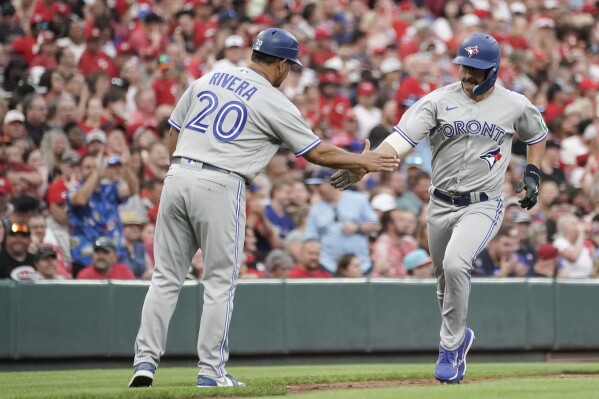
[9,223,30,235]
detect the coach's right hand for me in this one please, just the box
[358,139,399,173]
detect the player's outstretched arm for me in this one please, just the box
[303,139,398,172]
[331,136,413,190]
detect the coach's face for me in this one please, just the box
[459,65,486,94]
[273,59,293,88]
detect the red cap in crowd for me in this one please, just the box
[579,78,599,92]
[86,27,101,41]
[315,27,331,40]
[46,180,67,205]
[536,243,559,260]
[0,177,13,195]
[116,42,134,55]
[29,12,50,27]
[319,71,342,85]
[357,81,377,96]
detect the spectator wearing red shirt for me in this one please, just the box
[288,240,332,278]
[77,237,135,280]
[78,27,118,78]
[152,55,178,106]
[128,12,168,59]
[30,30,58,69]
[10,13,49,64]
[395,54,437,120]
[317,70,351,131]
[544,82,572,127]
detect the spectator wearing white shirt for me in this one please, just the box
[553,214,594,278]
[352,81,381,140]
[212,35,247,71]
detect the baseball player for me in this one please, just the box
[332,33,546,383]
[128,28,398,388]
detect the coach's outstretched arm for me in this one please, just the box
[304,139,398,172]
[331,134,413,190]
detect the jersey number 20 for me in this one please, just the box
[185,91,248,142]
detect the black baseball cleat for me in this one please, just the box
[128,362,156,388]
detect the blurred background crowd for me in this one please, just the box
[0,0,598,281]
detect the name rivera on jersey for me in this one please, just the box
[436,120,507,144]
[209,72,258,102]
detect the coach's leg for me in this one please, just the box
[193,176,246,379]
[134,168,199,367]
[439,198,504,349]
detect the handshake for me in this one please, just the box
[331,140,399,190]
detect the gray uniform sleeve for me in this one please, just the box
[269,104,321,156]
[168,84,195,131]
[394,96,437,147]
[514,99,548,145]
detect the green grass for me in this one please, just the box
[1,362,598,399]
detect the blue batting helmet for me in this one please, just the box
[252,28,303,67]
[452,33,500,95]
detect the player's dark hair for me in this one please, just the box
[251,51,284,65]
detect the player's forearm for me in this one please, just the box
[526,141,546,168]
[167,127,179,163]
[381,134,414,159]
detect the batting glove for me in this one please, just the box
[515,164,540,210]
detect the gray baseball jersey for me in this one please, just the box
[134,67,321,381]
[392,82,547,350]
[168,67,321,183]
[395,82,547,196]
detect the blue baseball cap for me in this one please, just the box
[404,249,432,270]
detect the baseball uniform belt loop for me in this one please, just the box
[433,188,489,207]
[172,156,248,184]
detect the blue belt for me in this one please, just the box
[433,188,488,207]
[172,156,231,175]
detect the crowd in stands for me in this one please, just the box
[0,0,598,281]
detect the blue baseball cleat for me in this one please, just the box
[128,362,156,388]
[197,374,246,387]
[435,328,475,384]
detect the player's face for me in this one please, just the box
[459,65,486,94]
[273,59,293,88]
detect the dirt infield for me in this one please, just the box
[286,374,599,393]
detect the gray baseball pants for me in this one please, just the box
[427,195,504,349]
[133,162,246,378]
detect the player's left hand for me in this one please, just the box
[515,164,540,210]
[331,168,366,190]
